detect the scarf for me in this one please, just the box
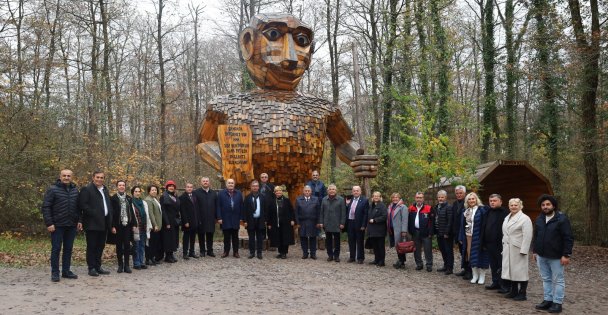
[388,199,405,232]
[133,197,146,231]
[118,193,128,226]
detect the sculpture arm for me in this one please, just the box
[196,109,227,171]
[325,109,364,164]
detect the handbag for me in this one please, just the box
[396,235,415,254]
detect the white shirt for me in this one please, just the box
[545,213,555,223]
[253,195,261,218]
[414,204,422,228]
[98,186,109,216]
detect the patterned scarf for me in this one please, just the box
[118,193,128,226]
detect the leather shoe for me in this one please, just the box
[302,254,309,259]
[96,267,110,275]
[376,262,385,267]
[123,266,132,273]
[415,265,423,271]
[88,269,99,277]
[310,254,317,260]
[368,261,378,265]
[327,256,334,262]
[51,273,60,282]
[221,252,229,258]
[485,283,501,290]
[280,254,287,259]
[276,254,283,259]
[455,270,466,276]
[183,254,190,260]
[357,260,364,264]
[548,303,562,313]
[189,253,199,259]
[437,267,447,272]
[140,265,148,269]
[233,252,240,258]
[207,252,216,257]
[497,287,510,294]
[133,265,142,270]
[347,258,355,263]
[334,257,340,262]
[257,253,263,259]
[513,293,527,301]
[444,269,453,275]
[248,253,255,259]
[535,300,553,310]
[117,265,124,273]
[62,271,78,279]
[426,266,433,272]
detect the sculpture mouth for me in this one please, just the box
[266,64,303,80]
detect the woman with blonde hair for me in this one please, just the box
[458,192,489,284]
[502,198,533,301]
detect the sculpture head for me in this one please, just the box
[240,13,314,91]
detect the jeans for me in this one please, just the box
[301,236,317,255]
[50,226,77,275]
[134,232,147,267]
[537,255,566,304]
[437,235,454,270]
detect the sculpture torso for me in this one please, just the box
[206,89,338,187]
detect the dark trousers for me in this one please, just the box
[487,244,502,284]
[369,237,385,263]
[301,236,317,255]
[174,227,180,250]
[223,228,239,253]
[182,228,197,255]
[325,232,341,258]
[50,226,77,275]
[278,244,289,255]
[438,235,454,270]
[347,221,365,260]
[149,231,162,261]
[115,226,132,267]
[248,228,264,254]
[199,231,214,254]
[85,230,107,270]
[412,230,433,268]
[456,240,466,270]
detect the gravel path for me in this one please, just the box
[0,243,605,314]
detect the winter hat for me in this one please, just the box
[537,194,558,210]
[164,180,176,189]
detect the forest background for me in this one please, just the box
[0,0,606,245]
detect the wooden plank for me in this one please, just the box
[217,125,254,185]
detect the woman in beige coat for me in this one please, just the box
[501,198,533,301]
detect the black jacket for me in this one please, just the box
[79,182,113,231]
[41,180,80,227]
[193,188,218,233]
[451,199,465,237]
[109,193,135,229]
[367,201,387,238]
[179,192,199,230]
[243,193,268,230]
[160,191,180,228]
[480,206,509,250]
[533,211,574,259]
[433,202,453,237]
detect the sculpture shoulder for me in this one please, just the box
[206,90,335,113]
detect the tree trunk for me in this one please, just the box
[369,0,381,152]
[157,0,167,181]
[430,0,449,135]
[480,0,498,162]
[100,0,113,138]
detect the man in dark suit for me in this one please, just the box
[243,180,267,259]
[217,178,244,258]
[193,176,218,257]
[79,171,113,277]
[345,186,368,264]
[179,183,199,259]
[259,173,275,203]
[481,194,509,291]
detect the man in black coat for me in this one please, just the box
[481,194,509,291]
[451,185,467,277]
[345,185,368,264]
[179,183,200,259]
[79,171,113,277]
[259,172,275,203]
[193,176,218,257]
[243,180,267,259]
[434,190,453,274]
[41,169,80,282]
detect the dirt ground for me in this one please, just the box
[0,243,606,315]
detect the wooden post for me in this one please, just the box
[352,43,371,196]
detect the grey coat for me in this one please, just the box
[295,195,320,237]
[388,201,409,245]
[319,195,346,233]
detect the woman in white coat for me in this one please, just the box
[501,198,533,301]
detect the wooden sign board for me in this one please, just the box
[217,125,254,185]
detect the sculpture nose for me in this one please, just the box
[281,34,298,70]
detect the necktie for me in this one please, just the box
[350,198,358,219]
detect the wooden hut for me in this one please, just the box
[425,160,553,221]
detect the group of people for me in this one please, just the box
[41,169,573,313]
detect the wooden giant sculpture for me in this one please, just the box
[196,13,378,199]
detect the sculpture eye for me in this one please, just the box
[263,28,283,41]
[294,33,310,46]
